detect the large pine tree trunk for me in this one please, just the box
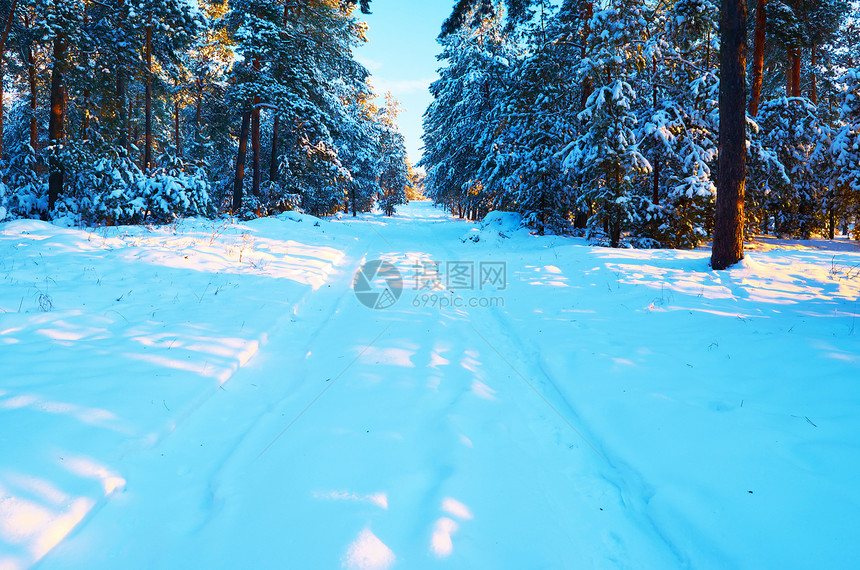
[789,0,801,97]
[80,8,89,139]
[0,66,4,160]
[712,0,748,270]
[174,86,182,157]
[117,70,128,151]
[0,0,18,160]
[790,51,801,97]
[580,0,593,110]
[233,109,252,212]
[269,114,279,183]
[251,107,261,195]
[195,77,202,143]
[143,23,153,171]
[48,33,67,211]
[810,44,818,104]
[251,56,261,196]
[26,44,37,150]
[610,166,621,248]
[748,0,766,116]
[131,95,138,149]
[117,0,128,152]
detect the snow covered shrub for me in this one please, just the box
[301,185,345,217]
[755,97,830,238]
[0,181,8,221]
[262,182,302,214]
[50,196,83,227]
[377,152,408,217]
[1,144,46,219]
[284,140,350,217]
[136,170,212,223]
[745,117,789,235]
[80,151,212,225]
[377,189,404,217]
[84,155,146,224]
[137,152,212,223]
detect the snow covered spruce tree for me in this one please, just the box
[375,96,409,216]
[831,67,860,238]
[564,0,652,248]
[481,0,579,235]
[753,97,830,238]
[421,3,516,219]
[338,96,386,216]
[631,0,719,249]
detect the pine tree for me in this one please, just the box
[831,67,860,238]
[421,4,515,219]
[711,0,747,269]
[375,95,409,216]
[564,0,651,247]
[634,0,719,248]
[484,0,578,234]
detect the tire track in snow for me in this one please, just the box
[472,265,692,567]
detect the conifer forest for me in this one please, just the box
[0,0,411,225]
[0,0,854,255]
[421,0,860,253]
[2,2,860,567]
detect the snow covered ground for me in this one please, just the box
[1,202,859,569]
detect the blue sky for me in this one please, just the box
[355,1,454,164]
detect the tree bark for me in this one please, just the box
[790,50,801,97]
[0,67,4,160]
[81,6,89,139]
[233,109,252,212]
[789,0,801,97]
[652,59,660,211]
[117,0,128,152]
[748,0,766,116]
[195,76,202,143]
[251,108,260,195]
[26,44,37,150]
[580,0,593,110]
[712,0,747,270]
[117,70,128,151]
[131,95,138,149]
[48,33,67,210]
[251,56,261,196]
[269,114,279,182]
[174,89,181,156]
[0,0,18,160]
[143,23,153,171]
[610,165,621,247]
[810,44,818,104]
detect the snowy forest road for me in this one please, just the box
[6,202,860,569]
[35,203,679,568]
